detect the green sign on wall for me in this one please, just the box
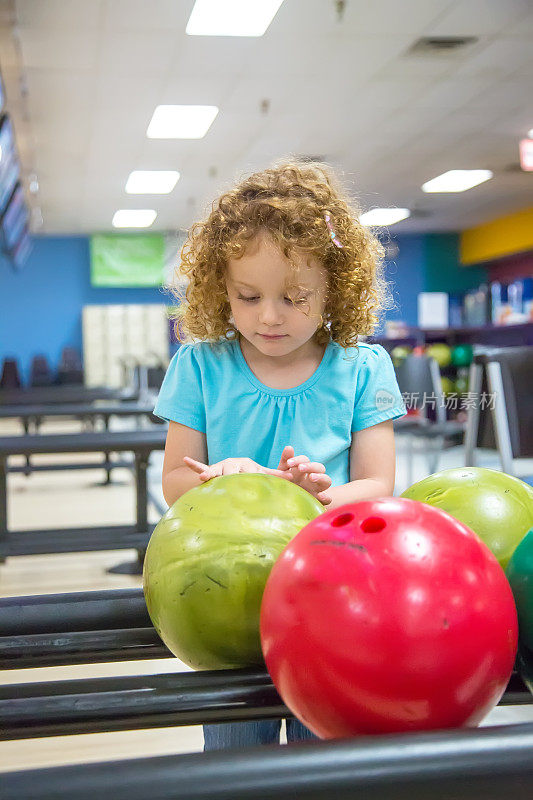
[90,234,165,287]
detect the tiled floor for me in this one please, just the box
[1,416,532,773]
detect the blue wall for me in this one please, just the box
[382,233,488,329]
[0,236,169,385]
[1,232,487,385]
[382,235,426,326]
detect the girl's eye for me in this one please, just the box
[237,295,308,304]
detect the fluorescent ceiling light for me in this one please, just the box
[147,105,219,139]
[186,0,284,36]
[360,208,411,227]
[112,209,157,228]
[422,170,493,193]
[126,171,180,194]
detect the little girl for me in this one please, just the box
[155,160,406,750]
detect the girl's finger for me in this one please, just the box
[264,467,294,478]
[310,474,332,488]
[286,455,310,468]
[277,445,294,469]
[298,462,326,474]
[183,456,209,473]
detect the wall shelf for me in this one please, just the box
[370,322,533,348]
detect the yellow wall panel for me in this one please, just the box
[460,206,533,265]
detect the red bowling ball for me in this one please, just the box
[260,497,518,738]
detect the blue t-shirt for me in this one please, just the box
[154,338,406,488]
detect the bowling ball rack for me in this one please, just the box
[2,589,533,799]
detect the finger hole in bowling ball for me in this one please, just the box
[360,516,386,533]
[332,513,354,527]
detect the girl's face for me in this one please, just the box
[225,232,327,359]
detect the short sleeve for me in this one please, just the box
[153,344,206,432]
[352,345,406,432]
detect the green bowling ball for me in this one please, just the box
[401,468,533,568]
[391,345,412,366]
[506,529,533,652]
[455,369,469,395]
[143,474,324,670]
[516,645,533,695]
[425,343,452,368]
[440,376,455,395]
[451,344,474,368]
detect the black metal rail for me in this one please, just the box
[0,589,162,667]
[0,667,284,740]
[0,666,530,741]
[0,627,170,668]
[0,589,149,634]
[3,722,533,800]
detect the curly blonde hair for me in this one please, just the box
[171,160,389,349]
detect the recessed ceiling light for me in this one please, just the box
[360,208,411,227]
[422,170,493,193]
[112,210,157,228]
[528,128,533,138]
[186,0,284,36]
[126,171,180,194]
[147,105,219,139]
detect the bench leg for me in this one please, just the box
[135,452,149,565]
[23,419,32,477]
[106,452,149,576]
[135,452,148,533]
[0,457,7,563]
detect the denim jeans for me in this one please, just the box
[203,718,319,750]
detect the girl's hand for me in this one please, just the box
[277,445,333,506]
[183,456,293,482]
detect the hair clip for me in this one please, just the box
[324,212,343,248]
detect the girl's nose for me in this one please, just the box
[259,301,284,325]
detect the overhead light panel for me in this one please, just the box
[112,210,157,228]
[126,171,180,194]
[186,0,284,36]
[422,170,493,193]
[147,105,219,139]
[360,208,411,227]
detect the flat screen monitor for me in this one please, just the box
[10,226,32,270]
[0,152,19,217]
[1,183,29,250]
[0,115,15,173]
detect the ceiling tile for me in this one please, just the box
[15,0,104,30]
[426,0,532,37]
[17,28,100,69]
